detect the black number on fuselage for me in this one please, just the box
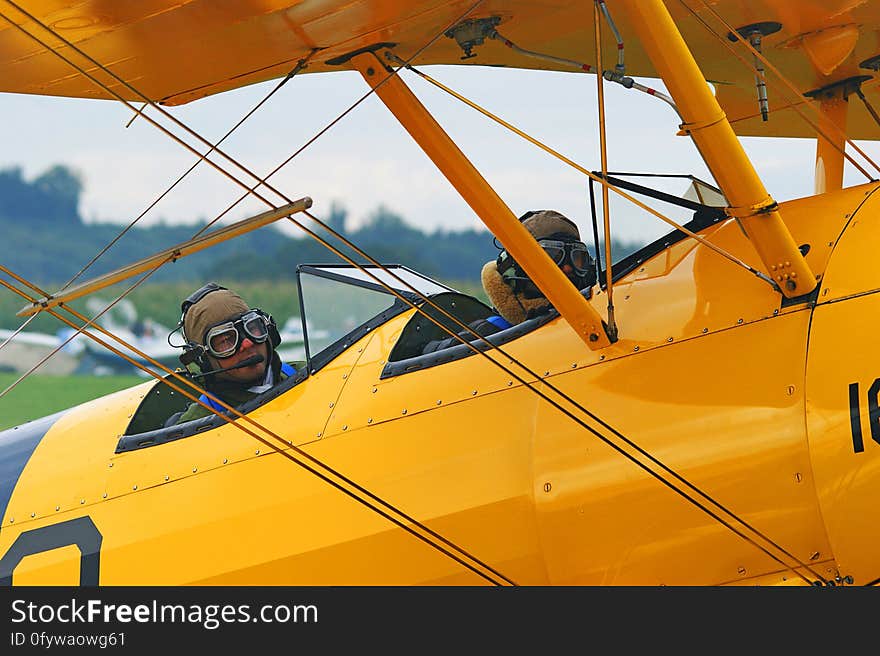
[850,379,880,453]
[850,382,864,453]
[0,516,101,586]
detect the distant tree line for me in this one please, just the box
[0,164,645,288]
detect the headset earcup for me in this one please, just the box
[269,320,281,349]
[256,310,281,349]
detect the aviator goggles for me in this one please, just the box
[204,310,270,359]
[536,239,592,274]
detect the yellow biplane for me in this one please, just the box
[1,0,879,586]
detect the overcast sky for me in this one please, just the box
[2,64,875,246]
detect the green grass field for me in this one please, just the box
[0,373,143,431]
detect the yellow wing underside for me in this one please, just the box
[1,1,880,139]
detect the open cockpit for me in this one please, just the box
[117,172,733,449]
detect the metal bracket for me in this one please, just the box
[444,16,501,60]
[860,54,880,71]
[726,21,782,42]
[325,42,397,67]
[804,75,873,101]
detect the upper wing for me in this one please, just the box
[1,0,880,138]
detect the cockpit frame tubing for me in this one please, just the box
[348,50,611,349]
[619,0,816,298]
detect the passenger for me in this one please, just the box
[422,210,595,353]
[484,209,595,324]
[169,283,296,425]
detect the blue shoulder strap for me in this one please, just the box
[281,362,296,376]
[487,315,513,330]
[198,393,225,413]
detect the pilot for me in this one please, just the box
[423,210,595,353]
[169,283,296,425]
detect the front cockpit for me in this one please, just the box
[117,264,500,448]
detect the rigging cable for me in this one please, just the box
[680,0,880,180]
[588,178,604,288]
[294,197,829,584]
[58,52,318,296]
[2,1,830,584]
[329,56,834,584]
[124,102,147,129]
[0,0,521,587]
[0,267,160,400]
[11,2,827,584]
[2,240,829,587]
[0,310,40,357]
[593,0,618,341]
[0,266,517,588]
[854,86,880,130]
[0,55,318,375]
[388,54,778,292]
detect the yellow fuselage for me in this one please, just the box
[2,182,879,585]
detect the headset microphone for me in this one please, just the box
[191,354,264,379]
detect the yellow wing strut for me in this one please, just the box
[17,198,312,317]
[620,0,816,297]
[347,49,611,349]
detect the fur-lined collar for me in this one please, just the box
[480,260,551,325]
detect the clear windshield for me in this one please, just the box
[303,265,455,297]
[297,265,456,368]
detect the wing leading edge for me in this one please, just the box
[1,1,880,139]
